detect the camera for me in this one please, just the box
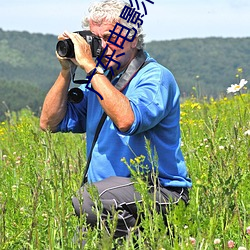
[56,30,103,58]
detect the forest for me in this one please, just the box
[0,28,250,120]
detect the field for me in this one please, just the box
[0,91,249,249]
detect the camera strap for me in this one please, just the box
[81,50,150,186]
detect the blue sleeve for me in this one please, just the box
[57,86,88,133]
[121,64,180,135]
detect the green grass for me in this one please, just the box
[0,93,249,249]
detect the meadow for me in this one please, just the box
[0,90,249,249]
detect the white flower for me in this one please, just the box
[244,130,250,136]
[189,237,196,245]
[227,79,248,93]
[214,238,221,244]
[238,247,246,250]
[20,207,25,214]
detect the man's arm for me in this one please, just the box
[40,69,71,132]
[89,73,135,132]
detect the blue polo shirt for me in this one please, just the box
[57,53,192,188]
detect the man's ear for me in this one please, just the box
[131,36,138,49]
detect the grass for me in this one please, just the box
[0,93,249,249]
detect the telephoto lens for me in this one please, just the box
[56,39,75,58]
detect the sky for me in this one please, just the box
[0,0,250,42]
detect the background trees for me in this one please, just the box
[0,28,249,120]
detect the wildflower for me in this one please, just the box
[237,67,243,73]
[42,213,48,221]
[246,226,250,235]
[12,185,18,192]
[121,157,126,163]
[214,238,221,244]
[228,240,235,248]
[189,237,196,246]
[218,145,224,150]
[238,247,246,250]
[20,207,25,214]
[130,159,135,165]
[191,103,201,109]
[244,130,250,136]
[135,157,141,164]
[227,79,248,93]
[196,180,202,185]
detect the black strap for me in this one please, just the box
[81,50,150,185]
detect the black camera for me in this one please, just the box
[56,30,103,58]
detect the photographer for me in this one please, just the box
[40,0,192,244]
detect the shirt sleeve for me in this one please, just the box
[119,63,180,135]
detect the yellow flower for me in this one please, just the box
[237,67,243,73]
[130,159,135,165]
[135,157,141,164]
[191,103,201,109]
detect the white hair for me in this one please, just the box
[82,0,145,49]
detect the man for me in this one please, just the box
[40,0,192,242]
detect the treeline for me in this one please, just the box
[0,80,46,120]
[0,29,60,120]
[145,37,250,97]
[0,28,250,120]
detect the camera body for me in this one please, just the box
[56,30,103,58]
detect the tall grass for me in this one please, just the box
[0,93,249,249]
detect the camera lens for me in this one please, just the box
[56,39,74,58]
[68,88,84,103]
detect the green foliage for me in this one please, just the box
[0,79,46,121]
[1,29,250,119]
[0,109,85,249]
[0,29,61,121]
[0,93,249,249]
[0,28,60,89]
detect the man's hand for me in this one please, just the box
[62,31,96,73]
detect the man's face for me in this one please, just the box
[89,19,138,74]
